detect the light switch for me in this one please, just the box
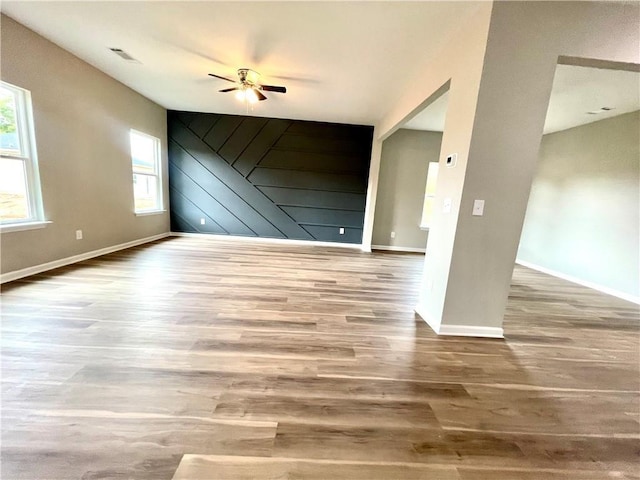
[472,199,485,216]
[443,198,452,214]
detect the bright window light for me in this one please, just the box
[130,130,162,213]
[420,162,439,229]
[0,81,44,225]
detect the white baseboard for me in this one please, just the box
[372,245,426,253]
[415,303,504,338]
[415,303,440,333]
[1,232,170,284]
[436,324,504,338]
[171,232,364,251]
[515,258,640,305]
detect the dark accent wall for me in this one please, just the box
[168,111,373,244]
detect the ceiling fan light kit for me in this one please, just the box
[208,68,287,105]
[235,87,260,104]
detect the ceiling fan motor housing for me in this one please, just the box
[208,69,286,100]
[238,68,258,87]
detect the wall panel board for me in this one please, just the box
[168,111,373,244]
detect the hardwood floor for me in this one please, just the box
[1,236,638,479]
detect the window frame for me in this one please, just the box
[130,129,163,215]
[0,81,45,227]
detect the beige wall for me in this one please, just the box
[0,15,169,276]
[372,129,442,250]
[439,2,640,331]
[518,111,640,298]
[375,1,640,333]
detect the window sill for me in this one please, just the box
[135,209,166,217]
[0,220,52,233]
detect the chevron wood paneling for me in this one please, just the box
[168,111,373,244]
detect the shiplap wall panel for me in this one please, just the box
[175,111,199,127]
[259,150,366,173]
[219,117,268,163]
[168,111,373,244]
[188,114,220,139]
[248,168,366,193]
[281,207,365,228]
[273,134,366,155]
[169,164,256,236]
[169,124,312,239]
[232,120,291,176]
[169,189,228,234]
[170,152,284,238]
[203,116,243,152]
[302,225,363,243]
[257,187,366,211]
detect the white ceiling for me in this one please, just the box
[544,65,640,133]
[403,91,449,132]
[2,1,483,126]
[402,65,640,134]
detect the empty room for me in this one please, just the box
[1,2,638,479]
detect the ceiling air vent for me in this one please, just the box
[586,106,615,115]
[109,48,140,63]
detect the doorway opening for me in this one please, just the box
[370,85,450,254]
[515,59,640,305]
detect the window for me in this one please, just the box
[420,161,439,229]
[0,81,44,226]
[130,130,162,213]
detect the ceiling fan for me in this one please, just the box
[208,68,287,103]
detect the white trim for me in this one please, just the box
[361,128,383,253]
[415,303,504,338]
[436,324,504,338]
[372,245,426,253]
[1,81,45,224]
[135,209,166,217]
[170,232,363,250]
[415,302,441,333]
[516,258,640,305]
[0,220,51,233]
[1,232,170,284]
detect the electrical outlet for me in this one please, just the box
[75,229,83,240]
[390,231,396,239]
[200,218,206,225]
[339,227,345,235]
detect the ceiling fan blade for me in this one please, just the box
[219,87,239,93]
[208,73,236,83]
[254,89,267,101]
[261,85,287,94]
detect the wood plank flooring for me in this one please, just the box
[1,236,639,479]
